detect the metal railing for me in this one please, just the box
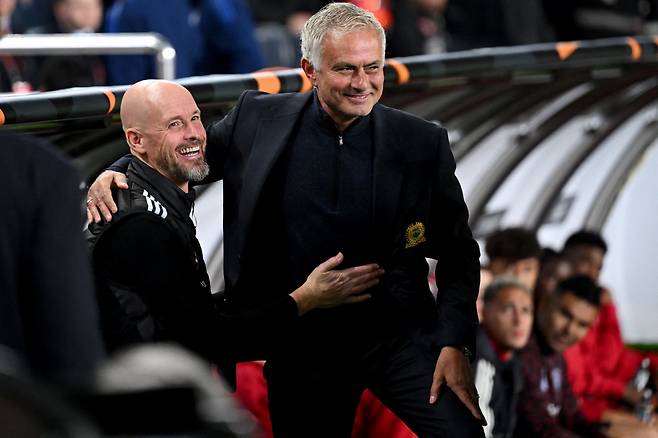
[0,35,657,127]
[0,33,176,80]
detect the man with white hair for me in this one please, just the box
[89,4,484,436]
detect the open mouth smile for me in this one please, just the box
[178,145,201,158]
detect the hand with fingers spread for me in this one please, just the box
[430,346,487,426]
[291,252,384,316]
[86,170,128,223]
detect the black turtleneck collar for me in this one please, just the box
[311,90,371,136]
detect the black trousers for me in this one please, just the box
[264,332,485,438]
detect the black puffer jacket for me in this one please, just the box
[87,159,298,385]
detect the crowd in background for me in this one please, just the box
[1,0,658,92]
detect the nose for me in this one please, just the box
[185,122,203,140]
[351,68,368,90]
[565,319,579,338]
[512,309,521,325]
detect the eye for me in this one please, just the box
[191,114,201,121]
[501,304,514,314]
[169,120,182,128]
[577,321,590,329]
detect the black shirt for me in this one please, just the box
[282,92,374,288]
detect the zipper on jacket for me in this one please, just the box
[334,134,343,209]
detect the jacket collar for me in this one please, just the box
[238,93,404,260]
[128,158,196,226]
[237,92,313,250]
[371,103,404,258]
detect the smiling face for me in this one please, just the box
[302,29,384,132]
[538,291,599,353]
[122,81,208,192]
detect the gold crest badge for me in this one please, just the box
[405,222,427,249]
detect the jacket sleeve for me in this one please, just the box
[107,154,132,173]
[97,214,300,362]
[429,127,480,354]
[564,303,639,401]
[564,329,626,401]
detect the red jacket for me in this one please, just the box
[564,302,658,421]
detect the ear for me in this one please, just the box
[301,58,317,86]
[125,128,145,154]
[480,305,488,321]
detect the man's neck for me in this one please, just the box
[486,332,514,362]
[134,155,189,193]
[317,97,357,133]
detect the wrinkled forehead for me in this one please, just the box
[322,28,384,57]
[151,87,199,120]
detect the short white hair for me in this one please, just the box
[300,2,386,69]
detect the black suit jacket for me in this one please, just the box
[205,90,480,353]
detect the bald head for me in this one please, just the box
[120,80,208,192]
[121,80,192,132]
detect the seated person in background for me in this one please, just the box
[514,275,602,438]
[475,276,533,438]
[0,0,34,92]
[485,227,541,290]
[476,227,541,320]
[198,0,265,74]
[86,79,383,385]
[534,248,572,309]
[561,231,658,425]
[27,0,106,89]
[104,0,201,85]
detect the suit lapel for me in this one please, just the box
[237,92,312,256]
[371,104,404,258]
